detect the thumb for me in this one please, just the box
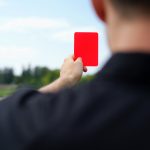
[75,57,83,68]
[75,57,83,65]
[76,57,82,62]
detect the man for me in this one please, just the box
[0,0,150,149]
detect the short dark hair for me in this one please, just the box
[110,0,150,18]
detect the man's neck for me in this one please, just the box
[108,18,150,53]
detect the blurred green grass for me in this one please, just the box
[0,85,16,97]
[0,74,95,98]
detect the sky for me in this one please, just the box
[0,0,111,75]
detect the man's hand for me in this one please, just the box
[39,55,87,93]
[60,55,87,87]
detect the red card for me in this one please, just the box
[74,32,98,66]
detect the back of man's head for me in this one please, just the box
[110,0,150,18]
[92,0,150,53]
[92,0,150,21]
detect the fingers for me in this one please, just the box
[83,66,88,72]
[75,57,82,65]
[75,58,88,72]
[76,57,82,62]
[64,55,88,72]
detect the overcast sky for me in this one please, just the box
[0,0,111,75]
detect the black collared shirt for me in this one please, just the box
[0,53,150,150]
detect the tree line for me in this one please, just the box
[0,66,95,89]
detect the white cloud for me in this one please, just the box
[52,26,100,43]
[0,46,40,74]
[0,46,36,60]
[0,17,70,32]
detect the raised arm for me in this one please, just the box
[39,55,87,93]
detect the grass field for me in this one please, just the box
[0,85,17,97]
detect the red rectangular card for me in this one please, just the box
[74,32,98,66]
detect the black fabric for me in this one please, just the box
[0,52,150,150]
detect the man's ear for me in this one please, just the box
[91,0,106,22]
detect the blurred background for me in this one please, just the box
[0,0,111,98]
